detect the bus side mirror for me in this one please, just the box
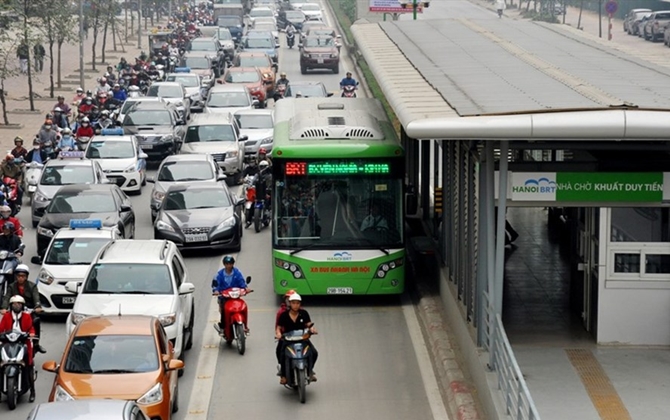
[405,192,418,216]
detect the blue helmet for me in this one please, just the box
[222,255,235,265]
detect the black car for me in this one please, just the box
[122,101,185,161]
[285,81,333,98]
[277,9,306,30]
[36,185,136,257]
[153,184,244,251]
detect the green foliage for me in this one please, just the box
[521,9,560,22]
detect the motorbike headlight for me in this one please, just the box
[34,191,50,203]
[155,220,174,232]
[152,190,165,203]
[37,226,54,237]
[54,385,74,402]
[38,268,55,285]
[124,163,137,173]
[72,313,88,325]
[260,136,273,144]
[158,313,176,326]
[137,383,163,405]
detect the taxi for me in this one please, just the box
[31,151,108,228]
[42,315,183,419]
[84,128,148,194]
[31,219,119,315]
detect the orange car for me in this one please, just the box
[231,52,277,94]
[217,66,269,107]
[42,315,183,420]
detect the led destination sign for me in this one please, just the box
[285,161,391,176]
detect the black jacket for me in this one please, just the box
[25,149,48,163]
[2,281,40,309]
[0,234,22,253]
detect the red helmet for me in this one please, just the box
[259,148,267,155]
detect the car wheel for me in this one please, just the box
[333,65,339,75]
[185,309,194,351]
[32,220,38,228]
[300,64,307,75]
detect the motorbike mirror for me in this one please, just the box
[42,360,59,373]
[179,282,195,295]
[246,276,252,284]
[167,359,185,371]
[31,256,42,265]
[236,197,245,206]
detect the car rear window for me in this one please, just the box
[656,13,670,19]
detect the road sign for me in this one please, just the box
[605,0,618,15]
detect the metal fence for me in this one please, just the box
[483,291,541,420]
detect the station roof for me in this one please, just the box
[351,19,670,141]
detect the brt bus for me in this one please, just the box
[271,98,405,295]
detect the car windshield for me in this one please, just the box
[124,110,172,126]
[147,85,183,98]
[83,263,173,294]
[218,16,242,26]
[287,84,326,97]
[225,71,260,83]
[40,166,95,186]
[164,189,231,210]
[45,237,111,265]
[235,113,273,129]
[191,40,217,51]
[85,140,136,159]
[63,335,159,374]
[250,8,273,17]
[157,161,215,181]
[310,29,334,37]
[207,91,251,107]
[238,56,270,67]
[244,37,273,48]
[254,24,276,33]
[217,29,233,40]
[48,192,117,214]
[185,57,210,69]
[304,37,333,47]
[166,75,199,88]
[184,124,236,142]
[120,100,147,114]
[301,4,320,11]
[286,11,305,19]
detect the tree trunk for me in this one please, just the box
[0,85,9,125]
[112,16,117,51]
[91,10,100,70]
[577,0,584,29]
[48,41,55,98]
[57,40,63,88]
[102,19,108,64]
[24,15,35,111]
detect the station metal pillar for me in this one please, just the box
[421,140,431,220]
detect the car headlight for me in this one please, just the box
[152,190,165,203]
[54,385,74,402]
[215,216,236,231]
[34,191,50,203]
[331,53,338,58]
[260,136,273,144]
[155,220,174,232]
[158,313,176,326]
[72,313,88,325]
[124,163,137,173]
[227,150,238,157]
[159,135,175,143]
[38,268,55,285]
[137,383,163,405]
[302,52,310,58]
[37,226,54,237]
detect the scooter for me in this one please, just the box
[24,161,44,203]
[341,84,358,98]
[253,192,271,233]
[280,328,317,404]
[0,246,24,297]
[0,330,36,410]
[75,136,91,152]
[2,177,20,216]
[286,31,295,48]
[212,276,252,355]
[243,175,256,228]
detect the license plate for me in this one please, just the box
[327,287,353,295]
[185,233,208,243]
[317,58,324,64]
[28,185,36,192]
[62,296,76,304]
[141,144,153,149]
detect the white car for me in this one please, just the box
[65,240,196,359]
[234,109,274,160]
[248,7,276,25]
[116,96,166,124]
[84,129,147,194]
[299,3,323,20]
[166,71,206,112]
[32,220,120,315]
[146,81,191,123]
[204,84,259,115]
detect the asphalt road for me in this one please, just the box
[0,2,448,418]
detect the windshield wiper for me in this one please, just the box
[93,369,136,374]
[189,206,217,209]
[117,291,153,294]
[176,177,207,181]
[349,237,390,255]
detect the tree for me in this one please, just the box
[35,0,77,93]
[54,11,78,89]
[88,0,102,71]
[20,0,36,111]
[0,32,19,125]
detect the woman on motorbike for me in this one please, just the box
[57,128,77,152]
[275,293,318,384]
[0,296,36,402]
[75,117,94,139]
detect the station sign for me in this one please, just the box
[369,0,423,13]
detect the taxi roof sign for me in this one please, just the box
[101,128,124,136]
[174,67,191,73]
[69,219,103,229]
[58,151,85,159]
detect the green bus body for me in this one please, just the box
[271,98,406,296]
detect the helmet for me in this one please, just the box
[82,117,90,123]
[129,86,140,92]
[0,205,11,219]
[9,295,25,305]
[280,72,286,78]
[222,255,235,265]
[76,87,84,93]
[259,160,269,169]
[284,289,296,298]
[288,293,302,302]
[53,107,62,113]
[14,264,29,276]
[258,148,267,155]
[2,221,14,232]
[101,110,110,116]
[45,119,53,125]
[100,77,107,83]
[62,127,72,135]
[13,136,23,144]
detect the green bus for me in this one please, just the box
[271,98,405,295]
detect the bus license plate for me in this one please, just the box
[327,287,353,295]
[185,234,208,243]
[62,296,76,304]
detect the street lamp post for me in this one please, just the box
[79,0,84,92]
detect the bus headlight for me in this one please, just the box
[275,258,306,280]
[373,257,404,279]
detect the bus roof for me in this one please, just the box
[273,98,402,158]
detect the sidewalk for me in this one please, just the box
[0,14,166,152]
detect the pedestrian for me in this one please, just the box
[33,42,45,73]
[17,41,29,75]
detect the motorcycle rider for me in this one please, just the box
[94,77,111,95]
[0,222,23,252]
[273,72,289,101]
[245,160,271,228]
[340,72,358,95]
[10,137,28,161]
[53,95,72,118]
[75,117,95,139]
[72,87,86,106]
[258,147,272,167]
[51,107,69,130]
[275,293,318,384]
[38,119,58,146]
[112,83,127,102]
[25,140,47,164]
[211,255,249,335]
[77,96,97,118]
[1,265,46,356]
[105,66,117,84]
[0,208,23,238]
[57,128,77,151]
[0,295,37,402]
[1,154,23,205]
[95,110,115,132]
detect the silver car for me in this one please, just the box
[166,72,206,112]
[204,84,259,115]
[234,109,274,161]
[148,154,226,221]
[28,400,148,420]
[146,81,191,123]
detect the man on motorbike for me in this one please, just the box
[57,128,77,151]
[75,117,95,139]
[72,87,86,106]
[1,265,46,359]
[51,107,70,130]
[10,137,27,161]
[94,77,111,95]
[258,147,272,167]
[77,97,97,118]
[53,95,72,118]
[0,208,23,237]
[105,66,117,84]
[0,222,22,252]
[38,120,58,146]
[0,295,37,402]
[211,255,249,334]
[273,72,289,101]
[25,140,47,165]
[95,110,116,132]
[1,155,23,205]
[112,83,127,102]
[117,57,130,72]
[275,293,318,384]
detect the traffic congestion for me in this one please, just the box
[0,0,442,419]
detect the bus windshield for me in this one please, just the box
[274,176,403,249]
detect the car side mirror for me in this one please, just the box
[236,197,245,206]
[101,178,112,184]
[239,135,248,141]
[252,99,260,108]
[64,281,80,294]
[167,359,185,371]
[147,176,155,183]
[139,152,148,160]
[42,361,59,373]
[246,276,252,284]
[176,120,185,125]
[31,256,42,265]
[327,92,333,97]
[120,204,132,212]
[179,282,195,295]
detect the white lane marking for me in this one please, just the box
[184,296,221,419]
[402,294,451,420]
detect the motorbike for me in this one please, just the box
[24,161,44,203]
[341,84,358,98]
[0,246,24,297]
[274,83,288,101]
[2,176,20,216]
[286,31,295,48]
[0,330,36,410]
[243,175,256,228]
[497,8,503,17]
[280,328,317,404]
[212,276,252,355]
[75,136,91,152]
[253,191,271,233]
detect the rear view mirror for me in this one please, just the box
[246,276,252,284]
[120,204,132,212]
[217,174,227,181]
[31,256,42,265]
[64,281,80,294]
[147,176,155,183]
[167,359,185,371]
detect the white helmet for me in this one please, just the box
[0,205,10,219]
[14,264,30,276]
[259,160,269,169]
[9,295,25,305]
[288,293,301,302]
